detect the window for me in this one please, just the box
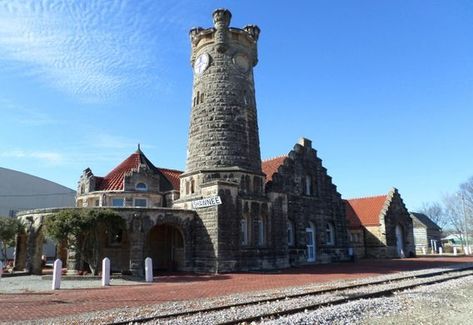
[287,220,295,246]
[95,200,100,207]
[191,179,195,194]
[305,175,313,196]
[136,183,148,191]
[258,217,265,246]
[240,217,248,245]
[134,198,147,207]
[112,198,124,207]
[326,223,335,245]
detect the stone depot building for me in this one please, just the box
[14,9,415,277]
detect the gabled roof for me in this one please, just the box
[95,148,181,191]
[262,156,287,182]
[410,212,442,231]
[344,200,363,229]
[159,168,182,191]
[345,195,388,226]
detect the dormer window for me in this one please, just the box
[136,182,148,192]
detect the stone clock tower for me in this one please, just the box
[183,8,262,183]
[176,9,287,272]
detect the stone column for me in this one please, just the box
[129,216,145,277]
[13,232,27,271]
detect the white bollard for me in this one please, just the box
[145,257,153,283]
[52,259,62,290]
[439,247,443,255]
[465,247,469,255]
[102,257,110,286]
[469,246,472,255]
[0,261,3,279]
[454,247,458,256]
[422,247,426,255]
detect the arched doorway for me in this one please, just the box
[146,224,184,272]
[306,222,316,262]
[395,224,405,258]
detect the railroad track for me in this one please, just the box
[109,265,473,325]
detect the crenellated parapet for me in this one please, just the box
[189,9,260,66]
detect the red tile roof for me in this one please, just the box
[158,168,182,191]
[96,149,182,192]
[344,200,363,229]
[345,195,388,226]
[262,156,287,182]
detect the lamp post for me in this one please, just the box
[460,193,470,254]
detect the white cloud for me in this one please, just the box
[1,149,65,165]
[0,0,192,101]
[0,98,59,126]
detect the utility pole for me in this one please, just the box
[461,192,470,254]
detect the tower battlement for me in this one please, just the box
[189,9,259,63]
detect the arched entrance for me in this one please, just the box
[146,224,184,272]
[395,224,405,258]
[306,222,316,262]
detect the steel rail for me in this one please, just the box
[108,265,473,325]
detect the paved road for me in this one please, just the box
[1,256,472,323]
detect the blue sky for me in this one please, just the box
[0,0,472,210]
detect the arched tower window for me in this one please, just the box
[326,222,335,245]
[190,179,195,194]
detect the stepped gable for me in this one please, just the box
[346,194,388,226]
[262,156,287,182]
[96,147,179,191]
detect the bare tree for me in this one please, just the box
[418,202,448,228]
[443,190,473,249]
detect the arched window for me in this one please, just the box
[136,182,147,191]
[305,175,313,195]
[326,223,335,245]
[258,216,266,246]
[240,217,249,245]
[191,179,195,194]
[287,220,295,246]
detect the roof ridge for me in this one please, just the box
[346,194,387,201]
[262,155,287,162]
[158,167,183,173]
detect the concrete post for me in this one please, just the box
[52,259,62,290]
[102,257,110,286]
[454,247,458,255]
[433,240,438,254]
[421,247,426,255]
[145,257,153,283]
[439,247,443,255]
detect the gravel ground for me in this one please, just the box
[0,275,144,293]
[265,274,473,325]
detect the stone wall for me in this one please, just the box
[266,138,350,265]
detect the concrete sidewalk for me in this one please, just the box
[1,256,472,323]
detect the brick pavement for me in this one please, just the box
[1,256,472,322]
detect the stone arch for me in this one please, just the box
[146,224,184,272]
[143,214,192,272]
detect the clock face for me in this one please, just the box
[194,53,210,75]
[233,54,250,73]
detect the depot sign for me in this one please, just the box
[191,196,222,209]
